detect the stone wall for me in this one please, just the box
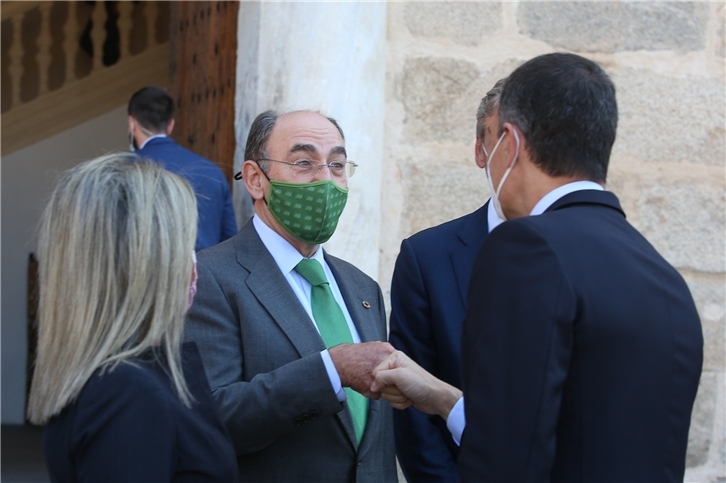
[380,2,725,481]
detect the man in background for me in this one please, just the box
[128,86,237,251]
[373,52,702,483]
[388,79,505,483]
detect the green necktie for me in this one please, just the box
[295,258,367,445]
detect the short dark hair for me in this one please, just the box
[498,53,617,183]
[128,86,174,133]
[244,110,346,174]
[475,78,507,140]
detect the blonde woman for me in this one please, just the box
[27,154,237,482]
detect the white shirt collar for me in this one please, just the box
[139,134,167,150]
[252,214,324,275]
[487,199,505,232]
[530,180,604,216]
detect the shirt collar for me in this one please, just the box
[530,180,604,216]
[252,214,323,275]
[487,199,505,232]
[139,134,167,150]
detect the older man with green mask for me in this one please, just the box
[186,110,397,483]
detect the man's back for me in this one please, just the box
[460,190,703,482]
[138,137,237,250]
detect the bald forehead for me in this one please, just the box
[267,110,346,159]
[274,111,340,136]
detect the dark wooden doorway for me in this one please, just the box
[168,1,238,183]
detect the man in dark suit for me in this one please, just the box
[388,79,505,483]
[372,53,703,482]
[128,86,237,251]
[185,110,397,482]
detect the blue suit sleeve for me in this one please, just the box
[220,180,237,241]
[390,238,460,483]
[71,366,176,482]
[459,222,575,482]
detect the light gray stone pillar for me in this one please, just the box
[233,2,387,278]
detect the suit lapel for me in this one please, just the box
[235,223,326,358]
[451,202,490,305]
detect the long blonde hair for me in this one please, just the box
[28,153,198,424]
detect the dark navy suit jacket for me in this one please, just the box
[44,343,238,482]
[459,190,703,482]
[137,137,237,251]
[389,202,489,483]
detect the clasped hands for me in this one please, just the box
[329,343,462,420]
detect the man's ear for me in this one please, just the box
[127,116,136,134]
[474,137,486,169]
[242,160,266,201]
[501,122,521,168]
[166,118,175,136]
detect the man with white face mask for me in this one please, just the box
[388,79,506,483]
[372,53,703,483]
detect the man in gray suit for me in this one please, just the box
[186,110,397,482]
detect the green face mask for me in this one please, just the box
[267,179,348,245]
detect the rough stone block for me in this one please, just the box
[682,276,726,371]
[404,2,501,46]
[401,161,488,237]
[637,184,725,273]
[518,2,708,53]
[611,69,725,166]
[399,57,516,144]
[687,371,717,467]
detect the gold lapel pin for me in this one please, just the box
[362,301,371,309]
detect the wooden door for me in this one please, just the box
[168,1,238,183]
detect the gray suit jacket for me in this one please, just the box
[185,221,396,482]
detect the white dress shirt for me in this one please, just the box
[253,215,361,401]
[446,181,605,445]
[138,133,167,150]
[487,198,506,232]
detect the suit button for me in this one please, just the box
[302,414,310,423]
[357,460,363,467]
[310,411,318,420]
[294,417,302,426]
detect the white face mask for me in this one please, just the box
[484,129,520,220]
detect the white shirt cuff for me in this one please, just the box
[321,350,347,402]
[446,396,466,446]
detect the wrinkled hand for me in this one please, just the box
[371,351,462,420]
[329,341,395,399]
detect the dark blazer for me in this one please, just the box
[43,343,238,482]
[389,202,489,483]
[185,220,397,483]
[137,137,237,251]
[459,190,703,482]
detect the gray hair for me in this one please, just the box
[475,78,507,140]
[27,153,198,424]
[244,110,346,174]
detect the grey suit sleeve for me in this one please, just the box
[185,258,344,455]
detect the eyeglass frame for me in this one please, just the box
[254,158,358,180]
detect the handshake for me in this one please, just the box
[329,342,462,420]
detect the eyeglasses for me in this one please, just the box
[256,158,358,180]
